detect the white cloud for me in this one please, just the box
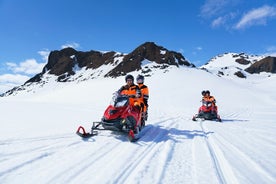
[200,1,276,30]
[191,46,203,57]
[178,48,184,54]
[200,0,240,29]
[268,52,276,57]
[0,74,30,93]
[263,46,276,57]
[38,49,50,62]
[61,42,80,49]
[0,51,48,93]
[211,12,237,29]
[266,46,276,52]
[200,0,229,18]
[0,74,29,84]
[196,46,203,51]
[6,59,45,75]
[0,42,77,93]
[235,5,276,29]
[212,16,225,27]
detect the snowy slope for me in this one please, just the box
[0,67,276,184]
[200,53,267,79]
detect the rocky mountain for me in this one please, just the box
[1,42,194,96]
[27,42,193,83]
[200,53,276,79]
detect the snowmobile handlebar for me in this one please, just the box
[118,94,138,98]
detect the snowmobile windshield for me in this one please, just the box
[202,100,212,107]
[111,93,129,107]
[114,96,128,107]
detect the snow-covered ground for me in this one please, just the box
[0,67,276,184]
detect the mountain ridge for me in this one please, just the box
[27,42,194,84]
[1,42,276,97]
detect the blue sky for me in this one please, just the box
[0,0,276,93]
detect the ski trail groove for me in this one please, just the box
[112,130,166,183]
[214,133,276,183]
[46,141,121,184]
[0,153,52,178]
[199,121,238,184]
[112,118,179,183]
[0,134,75,145]
[0,135,79,161]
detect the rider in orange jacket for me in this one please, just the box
[201,90,217,114]
[118,74,142,108]
[136,75,149,124]
[136,75,149,125]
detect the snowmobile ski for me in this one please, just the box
[192,115,222,122]
[76,126,97,138]
[128,130,137,142]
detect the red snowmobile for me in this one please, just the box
[192,100,221,122]
[76,92,143,142]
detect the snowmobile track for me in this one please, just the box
[213,133,276,183]
[46,141,121,183]
[112,118,180,183]
[199,121,239,184]
[111,125,169,183]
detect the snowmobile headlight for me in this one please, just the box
[109,109,118,115]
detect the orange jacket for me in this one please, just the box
[119,84,142,106]
[137,83,149,107]
[202,96,216,105]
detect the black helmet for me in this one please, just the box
[125,74,134,82]
[201,90,206,96]
[205,90,210,95]
[136,74,144,83]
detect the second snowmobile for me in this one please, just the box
[192,100,221,122]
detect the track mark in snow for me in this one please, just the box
[191,135,198,183]
[0,134,87,183]
[0,134,80,160]
[112,117,180,183]
[220,109,251,123]
[0,152,52,178]
[46,141,121,183]
[0,134,75,145]
[214,133,276,183]
[199,122,239,184]
[113,129,170,182]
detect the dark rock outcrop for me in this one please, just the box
[106,42,193,77]
[235,58,250,65]
[245,56,276,74]
[37,47,119,82]
[234,71,246,78]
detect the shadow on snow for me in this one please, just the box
[220,119,249,123]
[127,124,214,144]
